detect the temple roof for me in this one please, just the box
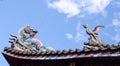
[2,25,120,61]
[2,44,120,60]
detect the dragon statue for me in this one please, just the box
[83,24,106,49]
[9,25,53,52]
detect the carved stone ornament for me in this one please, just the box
[9,25,53,52]
[83,24,107,50]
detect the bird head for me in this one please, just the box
[82,24,88,28]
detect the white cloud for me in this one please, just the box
[113,34,120,42]
[75,31,86,42]
[65,22,87,42]
[75,22,86,42]
[112,19,120,27]
[113,0,120,8]
[48,0,111,18]
[48,0,80,18]
[84,0,110,14]
[112,18,120,42]
[106,12,120,42]
[65,33,73,40]
[113,12,120,19]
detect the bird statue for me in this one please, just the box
[82,24,104,35]
[93,25,104,35]
[83,24,105,46]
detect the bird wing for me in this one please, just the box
[93,26,104,35]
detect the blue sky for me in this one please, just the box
[0,0,120,66]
